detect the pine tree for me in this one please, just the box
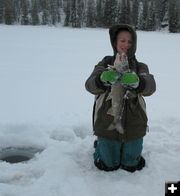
[146,1,156,31]
[103,0,118,27]
[76,0,84,27]
[31,0,39,25]
[138,0,148,30]
[168,0,180,32]
[20,0,29,25]
[10,0,17,23]
[152,0,163,30]
[64,0,71,26]
[96,0,104,27]
[56,0,62,23]
[40,0,50,25]
[4,0,14,24]
[71,0,77,27]
[125,0,130,24]
[118,0,131,24]
[49,0,58,25]
[131,0,139,28]
[70,0,84,27]
[86,0,96,27]
[0,0,4,23]
[161,0,169,29]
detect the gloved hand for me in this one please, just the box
[100,70,120,84]
[120,72,139,89]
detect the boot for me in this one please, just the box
[94,159,120,172]
[121,156,145,173]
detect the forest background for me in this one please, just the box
[0,0,180,33]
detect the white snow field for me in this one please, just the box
[0,25,180,196]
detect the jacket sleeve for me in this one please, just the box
[85,57,110,95]
[136,62,156,96]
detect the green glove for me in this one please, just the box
[100,70,120,84]
[120,72,139,88]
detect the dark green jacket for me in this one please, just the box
[85,24,156,142]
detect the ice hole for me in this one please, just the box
[0,147,43,164]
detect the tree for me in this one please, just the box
[64,0,71,26]
[49,0,57,25]
[103,0,118,27]
[31,0,39,25]
[70,0,84,27]
[138,0,148,30]
[76,0,84,27]
[48,0,62,25]
[161,0,169,29]
[0,0,4,23]
[70,0,77,27]
[96,0,104,27]
[131,0,139,28]
[146,1,156,31]
[86,0,96,27]
[4,0,14,24]
[40,0,50,25]
[56,0,62,23]
[118,0,130,24]
[168,0,180,32]
[20,0,29,25]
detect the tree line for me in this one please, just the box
[0,0,180,32]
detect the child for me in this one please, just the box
[85,24,156,172]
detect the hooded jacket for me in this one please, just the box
[85,24,156,142]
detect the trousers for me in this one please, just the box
[94,137,143,169]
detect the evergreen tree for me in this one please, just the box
[168,0,180,32]
[146,1,156,31]
[71,0,77,27]
[40,0,50,25]
[76,0,84,27]
[0,0,4,23]
[57,0,62,23]
[152,0,164,30]
[125,0,130,24]
[96,0,104,27]
[138,0,148,30]
[20,0,29,25]
[161,0,169,29]
[131,0,139,28]
[31,0,39,25]
[103,0,118,27]
[118,0,131,24]
[12,0,19,23]
[49,0,58,25]
[64,0,71,26]
[70,0,84,27]
[4,0,14,24]
[86,0,96,27]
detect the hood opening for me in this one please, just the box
[109,24,137,58]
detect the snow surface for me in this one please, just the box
[0,25,180,196]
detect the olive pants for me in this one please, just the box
[94,137,143,169]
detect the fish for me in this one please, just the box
[106,53,130,134]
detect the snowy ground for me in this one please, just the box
[0,25,180,196]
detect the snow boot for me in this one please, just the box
[121,156,145,173]
[94,140,98,148]
[94,159,120,172]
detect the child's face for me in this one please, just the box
[116,31,132,54]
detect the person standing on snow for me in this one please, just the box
[85,24,156,172]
